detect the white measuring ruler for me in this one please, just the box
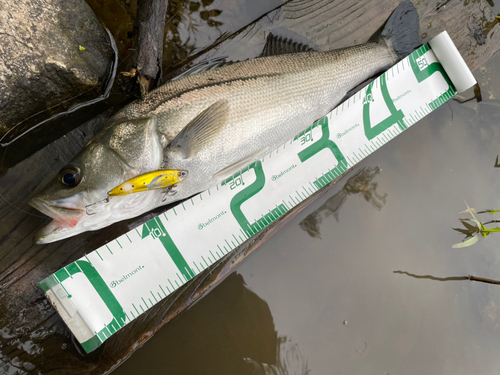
[38,32,476,353]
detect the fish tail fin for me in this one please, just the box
[377,1,421,60]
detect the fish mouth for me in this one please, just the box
[29,197,86,234]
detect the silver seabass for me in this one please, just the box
[30,1,420,243]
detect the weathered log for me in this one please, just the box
[135,0,168,93]
[120,0,168,96]
[0,0,499,374]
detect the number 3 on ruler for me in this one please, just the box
[362,74,406,141]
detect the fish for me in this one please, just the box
[29,1,420,244]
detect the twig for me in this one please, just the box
[394,271,500,286]
[468,275,500,285]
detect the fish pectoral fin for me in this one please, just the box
[339,76,379,105]
[212,148,269,181]
[170,100,230,159]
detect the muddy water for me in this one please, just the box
[110,33,500,375]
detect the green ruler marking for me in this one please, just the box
[142,217,195,280]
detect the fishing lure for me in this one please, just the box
[108,170,188,196]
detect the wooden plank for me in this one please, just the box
[0,0,498,373]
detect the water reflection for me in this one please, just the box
[163,0,224,77]
[299,167,387,238]
[245,339,310,375]
[113,272,308,375]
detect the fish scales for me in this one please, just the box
[114,43,396,146]
[151,44,397,198]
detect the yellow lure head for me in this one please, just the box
[108,170,188,196]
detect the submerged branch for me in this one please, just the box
[394,271,500,286]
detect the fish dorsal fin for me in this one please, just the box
[169,57,230,81]
[260,33,317,57]
[170,100,229,159]
[168,33,316,82]
[212,147,269,181]
[169,32,317,82]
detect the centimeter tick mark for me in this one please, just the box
[178,273,185,283]
[159,285,167,297]
[193,262,201,273]
[217,244,224,254]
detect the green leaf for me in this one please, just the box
[79,45,86,51]
[452,235,479,248]
[482,227,500,233]
[453,227,474,237]
[465,201,482,230]
[461,219,479,232]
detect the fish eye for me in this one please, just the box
[58,165,81,187]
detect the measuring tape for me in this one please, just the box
[38,31,476,353]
